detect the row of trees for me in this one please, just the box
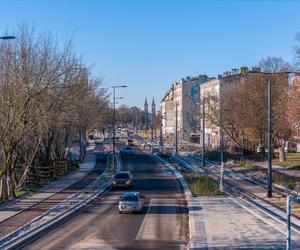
[115,104,161,131]
[204,49,300,161]
[0,26,110,201]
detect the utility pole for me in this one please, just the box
[112,87,116,174]
[111,85,127,173]
[202,97,205,167]
[159,116,163,148]
[220,132,224,192]
[151,115,154,142]
[267,75,272,197]
[175,103,178,154]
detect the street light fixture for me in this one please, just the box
[202,97,205,167]
[0,36,16,40]
[111,85,127,173]
[175,103,178,154]
[260,71,291,198]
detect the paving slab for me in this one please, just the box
[189,196,300,250]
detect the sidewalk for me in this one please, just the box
[255,161,300,178]
[157,155,300,249]
[0,142,97,224]
[189,196,300,249]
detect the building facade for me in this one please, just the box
[200,67,293,151]
[200,78,221,149]
[161,75,210,141]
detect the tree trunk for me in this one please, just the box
[7,175,16,198]
[18,165,30,188]
[279,146,286,162]
[0,175,9,201]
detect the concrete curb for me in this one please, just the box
[0,153,122,249]
[153,155,195,250]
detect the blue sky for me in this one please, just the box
[0,0,299,108]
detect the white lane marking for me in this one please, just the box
[70,239,117,250]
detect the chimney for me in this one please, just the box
[240,67,249,74]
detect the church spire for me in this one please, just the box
[152,97,156,115]
[144,98,148,129]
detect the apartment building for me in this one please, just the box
[161,75,210,141]
[200,67,292,151]
[200,78,221,149]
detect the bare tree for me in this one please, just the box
[0,25,110,201]
[259,56,291,73]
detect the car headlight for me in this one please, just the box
[112,181,116,184]
[125,180,131,185]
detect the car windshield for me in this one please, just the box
[121,195,138,201]
[115,173,130,179]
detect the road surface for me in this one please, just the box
[25,147,188,250]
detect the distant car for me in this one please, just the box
[118,192,145,213]
[126,139,134,146]
[120,146,135,155]
[151,147,160,154]
[112,171,133,189]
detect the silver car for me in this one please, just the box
[118,192,145,213]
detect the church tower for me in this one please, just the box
[144,98,148,129]
[152,98,156,116]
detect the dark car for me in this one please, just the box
[126,139,134,146]
[112,171,133,190]
[120,146,135,155]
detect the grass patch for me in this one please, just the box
[236,160,255,169]
[287,180,297,190]
[15,189,26,198]
[23,183,41,193]
[183,172,226,196]
[69,161,80,170]
[273,152,300,169]
[56,172,68,177]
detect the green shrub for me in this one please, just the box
[287,181,296,190]
[184,172,225,196]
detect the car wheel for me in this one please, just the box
[119,210,122,214]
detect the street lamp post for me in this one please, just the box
[112,85,127,173]
[267,75,272,198]
[220,132,224,192]
[175,103,178,154]
[151,114,154,142]
[159,113,165,149]
[202,97,205,167]
[261,71,291,197]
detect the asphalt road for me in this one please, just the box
[25,147,188,250]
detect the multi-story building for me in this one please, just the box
[200,78,221,149]
[161,75,210,141]
[200,67,293,150]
